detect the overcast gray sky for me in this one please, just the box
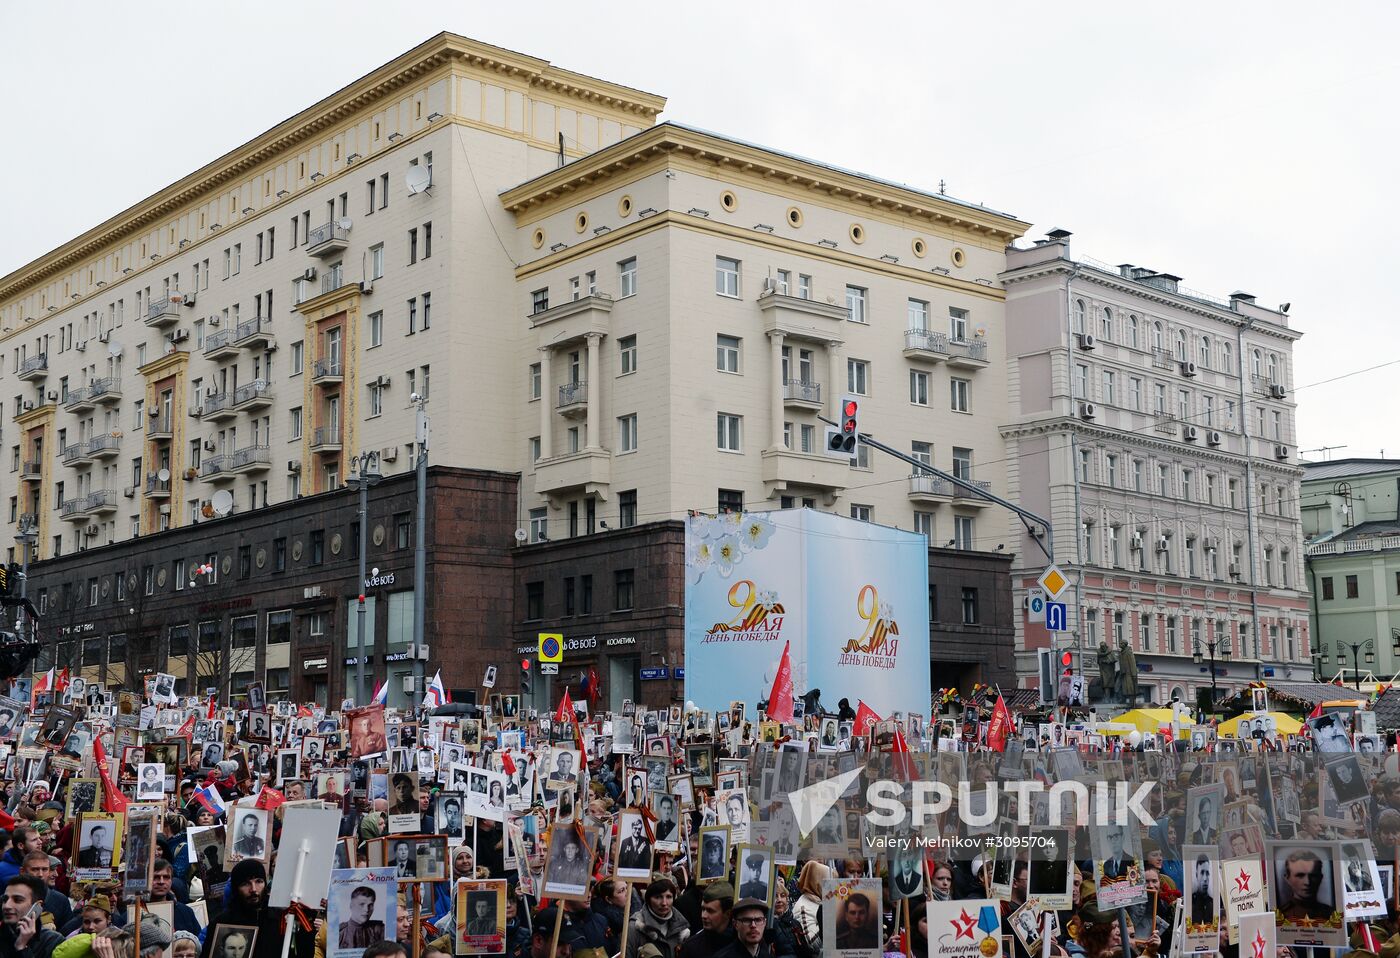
[3,1,1394,458]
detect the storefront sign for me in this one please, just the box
[364,571,397,589]
[303,657,328,671]
[640,667,669,680]
[516,634,634,656]
[605,636,636,647]
[58,623,96,637]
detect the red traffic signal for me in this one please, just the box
[827,396,860,454]
[1060,650,1073,667]
[520,659,531,671]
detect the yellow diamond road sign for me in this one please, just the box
[538,633,564,663]
[1037,564,1069,599]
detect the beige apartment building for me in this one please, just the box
[1000,234,1310,704]
[0,33,1030,582]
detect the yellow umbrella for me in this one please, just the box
[1217,712,1303,738]
[1099,708,1192,735]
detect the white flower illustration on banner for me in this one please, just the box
[739,516,775,552]
[713,535,744,577]
[686,538,715,585]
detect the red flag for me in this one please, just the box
[255,786,285,811]
[501,750,516,776]
[175,713,196,739]
[986,695,1013,753]
[92,737,128,814]
[853,701,880,737]
[54,668,70,694]
[555,688,573,724]
[207,692,218,720]
[1307,701,1324,720]
[890,723,915,780]
[766,641,794,724]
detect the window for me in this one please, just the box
[289,407,302,440]
[1105,455,1118,487]
[1101,369,1115,405]
[847,359,869,395]
[421,292,431,330]
[408,228,418,265]
[1107,525,1121,567]
[525,582,544,619]
[290,340,304,374]
[909,370,928,405]
[564,578,576,616]
[1128,377,1142,410]
[618,490,637,528]
[618,335,637,375]
[1074,364,1088,398]
[913,511,933,540]
[797,274,812,299]
[1154,383,1167,414]
[950,378,969,412]
[907,299,929,331]
[1128,315,1139,349]
[619,257,638,297]
[310,529,325,565]
[1203,394,1214,426]
[954,515,974,550]
[614,569,636,610]
[273,538,286,573]
[1131,459,1144,492]
[531,288,549,315]
[1099,307,1112,339]
[776,270,791,295]
[407,297,417,334]
[1081,521,1094,562]
[1175,328,1187,361]
[528,437,540,462]
[1346,574,1359,599]
[422,221,432,259]
[368,311,383,347]
[714,257,740,297]
[529,363,541,400]
[1321,577,1334,600]
[716,335,740,373]
[581,575,593,615]
[1073,300,1086,334]
[1166,616,1178,653]
[961,588,980,625]
[845,286,867,324]
[911,441,932,467]
[952,447,972,480]
[368,382,383,417]
[618,414,638,453]
[1199,336,1211,367]
[949,307,969,341]
[717,414,742,452]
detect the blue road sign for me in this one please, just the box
[1046,601,1068,632]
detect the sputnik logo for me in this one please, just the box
[951,909,977,940]
[789,765,864,840]
[1235,868,1251,893]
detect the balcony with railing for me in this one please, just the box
[61,442,91,467]
[200,455,231,481]
[89,377,121,406]
[148,413,175,440]
[86,488,117,514]
[60,496,90,520]
[203,327,239,360]
[781,379,822,410]
[310,426,342,454]
[233,315,276,350]
[556,380,587,418]
[86,434,120,460]
[227,445,271,475]
[62,490,115,520]
[306,221,351,257]
[20,459,42,481]
[145,297,181,329]
[312,359,344,385]
[1153,412,1179,436]
[17,512,36,530]
[1151,347,1175,370]
[64,384,96,413]
[946,338,990,370]
[903,329,949,362]
[17,354,47,382]
[200,392,236,422]
[1307,535,1400,557]
[144,473,171,498]
[951,478,994,507]
[907,473,953,502]
[232,379,274,412]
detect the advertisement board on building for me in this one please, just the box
[684,510,930,714]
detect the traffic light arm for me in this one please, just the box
[816,415,1055,565]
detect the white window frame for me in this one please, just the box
[618,257,638,298]
[908,369,928,406]
[714,257,740,298]
[618,414,638,453]
[847,359,869,396]
[716,335,740,374]
[716,413,742,452]
[950,377,969,413]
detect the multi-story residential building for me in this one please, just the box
[1000,232,1309,706]
[0,33,1025,700]
[1302,458,1400,685]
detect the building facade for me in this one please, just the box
[0,33,1033,697]
[1000,233,1310,705]
[1302,458,1400,685]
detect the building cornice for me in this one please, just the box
[999,415,1305,477]
[515,209,1009,301]
[0,33,665,305]
[1000,259,1301,344]
[500,124,1030,246]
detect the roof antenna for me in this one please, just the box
[557,133,565,169]
[938,179,946,194]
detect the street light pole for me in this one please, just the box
[1344,638,1375,691]
[411,395,429,712]
[347,452,382,707]
[14,520,36,645]
[1193,635,1231,713]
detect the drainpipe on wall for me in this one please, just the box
[1065,263,1086,679]
[1235,321,1264,682]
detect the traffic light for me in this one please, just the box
[520,658,532,696]
[825,396,860,457]
[1060,649,1074,674]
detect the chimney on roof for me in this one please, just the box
[1230,290,1257,304]
[1117,263,1134,279]
[1042,228,1071,257]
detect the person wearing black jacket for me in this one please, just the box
[0,875,62,958]
[201,860,287,958]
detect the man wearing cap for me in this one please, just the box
[530,907,585,958]
[737,855,769,905]
[678,882,733,958]
[626,877,689,958]
[127,916,173,958]
[712,899,770,958]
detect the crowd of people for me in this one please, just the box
[0,678,1395,958]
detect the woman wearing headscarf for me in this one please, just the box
[790,861,829,953]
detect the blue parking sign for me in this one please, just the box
[1046,601,1068,632]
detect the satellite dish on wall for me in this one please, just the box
[405,166,431,195]
[337,217,353,231]
[157,468,171,482]
[211,490,234,517]
[514,528,528,543]
[108,341,123,357]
